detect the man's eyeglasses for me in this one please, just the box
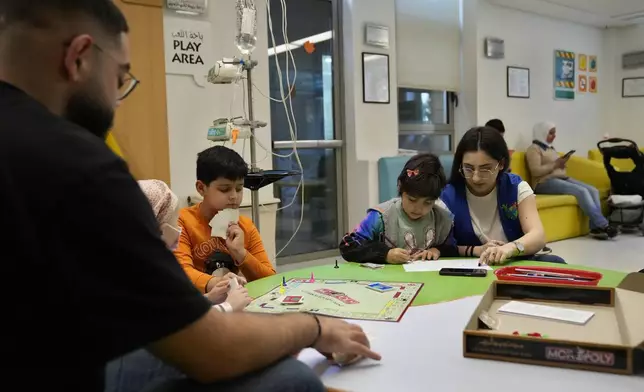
[117,72,139,101]
[93,43,139,101]
[460,163,500,179]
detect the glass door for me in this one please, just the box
[267,0,344,263]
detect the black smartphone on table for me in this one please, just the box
[439,268,488,277]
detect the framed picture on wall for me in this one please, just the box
[362,52,390,104]
[507,66,530,98]
[622,77,644,98]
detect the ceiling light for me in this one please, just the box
[268,31,332,56]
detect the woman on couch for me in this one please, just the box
[439,126,564,265]
[526,121,617,240]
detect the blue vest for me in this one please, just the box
[440,173,524,246]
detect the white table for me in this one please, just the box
[298,297,644,392]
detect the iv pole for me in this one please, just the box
[208,18,299,235]
[244,59,261,229]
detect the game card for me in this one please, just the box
[366,283,394,292]
[210,208,240,238]
[281,296,304,305]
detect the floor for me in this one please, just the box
[276,234,644,274]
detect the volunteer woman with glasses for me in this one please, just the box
[440,126,565,265]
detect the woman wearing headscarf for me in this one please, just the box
[526,122,617,239]
[106,180,253,392]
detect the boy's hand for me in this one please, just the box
[226,287,252,311]
[386,248,410,264]
[223,272,247,286]
[205,278,229,304]
[226,223,247,262]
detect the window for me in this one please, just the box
[267,0,344,262]
[398,87,455,154]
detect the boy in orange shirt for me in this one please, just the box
[175,146,276,293]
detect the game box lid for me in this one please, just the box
[494,266,602,286]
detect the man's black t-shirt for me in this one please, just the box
[0,82,211,390]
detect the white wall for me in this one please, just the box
[476,2,605,153]
[396,0,460,91]
[164,1,275,206]
[603,24,644,145]
[343,0,399,228]
[455,0,480,140]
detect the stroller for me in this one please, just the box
[597,138,644,234]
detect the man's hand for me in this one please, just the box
[226,287,252,311]
[480,243,516,265]
[313,317,381,361]
[205,278,230,304]
[386,248,410,264]
[226,223,247,262]
[411,248,440,260]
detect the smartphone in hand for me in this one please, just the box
[562,150,576,159]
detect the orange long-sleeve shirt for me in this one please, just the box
[174,203,276,292]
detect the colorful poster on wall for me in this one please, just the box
[578,75,587,93]
[589,76,598,93]
[589,55,598,72]
[554,50,575,100]
[578,54,587,71]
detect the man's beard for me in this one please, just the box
[63,91,114,140]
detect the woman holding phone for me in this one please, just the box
[526,122,617,239]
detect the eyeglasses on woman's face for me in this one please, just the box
[459,162,500,179]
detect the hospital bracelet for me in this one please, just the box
[214,302,233,313]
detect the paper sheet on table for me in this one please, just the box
[403,258,492,272]
[497,301,595,325]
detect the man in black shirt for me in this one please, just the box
[0,1,379,391]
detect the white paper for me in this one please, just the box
[363,53,389,103]
[498,301,595,325]
[209,209,240,238]
[508,67,530,98]
[403,258,492,272]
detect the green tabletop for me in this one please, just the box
[247,260,627,307]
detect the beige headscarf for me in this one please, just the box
[138,180,179,227]
[533,121,556,146]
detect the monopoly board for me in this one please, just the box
[245,278,423,322]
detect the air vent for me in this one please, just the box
[623,51,644,70]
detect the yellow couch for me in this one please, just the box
[510,152,611,242]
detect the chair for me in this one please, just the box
[378,154,454,202]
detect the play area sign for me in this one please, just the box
[164,17,213,87]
